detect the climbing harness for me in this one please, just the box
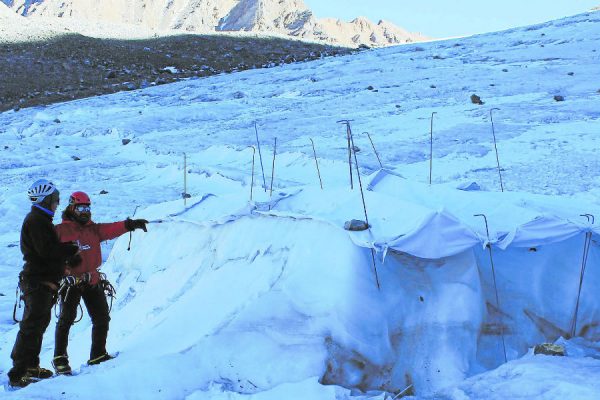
[55,275,88,323]
[99,273,117,313]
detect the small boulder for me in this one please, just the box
[554,95,565,102]
[470,94,484,105]
[122,139,131,145]
[344,219,369,231]
[71,156,81,161]
[534,343,566,356]
[99,190,109,195]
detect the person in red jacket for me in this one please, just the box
[52,191,147,374]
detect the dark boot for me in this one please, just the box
[8,366,53,388]
[87,353,115,366]
[9,375,34,388]
[52,355,72,375]
[25,366,53,379]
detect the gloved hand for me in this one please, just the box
[66,253,83,268]
[61,241,80,257]
[125,218,148,232]
[81,272,92,284]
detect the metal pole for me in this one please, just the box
[364,132,383,169]
[429,112,437,185]
[490,108,504,192]
[309,138,323,189]
[250,146,256,201]
[474,213,507,363]
[349,125,369,227]
[184,152,187,206]
[270,138,277,198]
[570,213,595,337]
[254,122,267,192]
[337,120,354,190]
[348,122,380,290]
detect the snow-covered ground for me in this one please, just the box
[0,9,599,400]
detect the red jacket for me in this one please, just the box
[56,218,128,285]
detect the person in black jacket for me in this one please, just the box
[8,179,80,388]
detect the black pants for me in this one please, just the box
[8,280,56,381]
[55,284,110,360]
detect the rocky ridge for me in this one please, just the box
[0,1,351,112]
[3,0,429,47]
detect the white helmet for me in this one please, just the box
[28,179,57,204]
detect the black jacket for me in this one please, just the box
[20,206,79,284]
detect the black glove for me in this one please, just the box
[81,272,92,284]
[66,253,83,267]
[125,218,148,232]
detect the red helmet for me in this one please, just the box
[69,191,91,205]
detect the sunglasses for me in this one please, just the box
[74,205,91,213]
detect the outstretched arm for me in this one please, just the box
[96,218,148,241]
[96,221,129,242]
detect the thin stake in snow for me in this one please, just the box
[475,213,507,363]
[249,146,256,201]
[337,119,354,190]
[254,122,267,192]
[570,213,595,337]
[309,138,323,189]
[270,137,277,199]
[364,132,383,169]
[490,108,504,192]
[429,112,437,185]
[183,152,188,206]
[346,121,381,290]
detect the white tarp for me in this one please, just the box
[375,210,480,259]
[362,169,600,258]
[496,215,590,249]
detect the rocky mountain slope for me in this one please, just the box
[0,1,350,112]
[2,0,429,47]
